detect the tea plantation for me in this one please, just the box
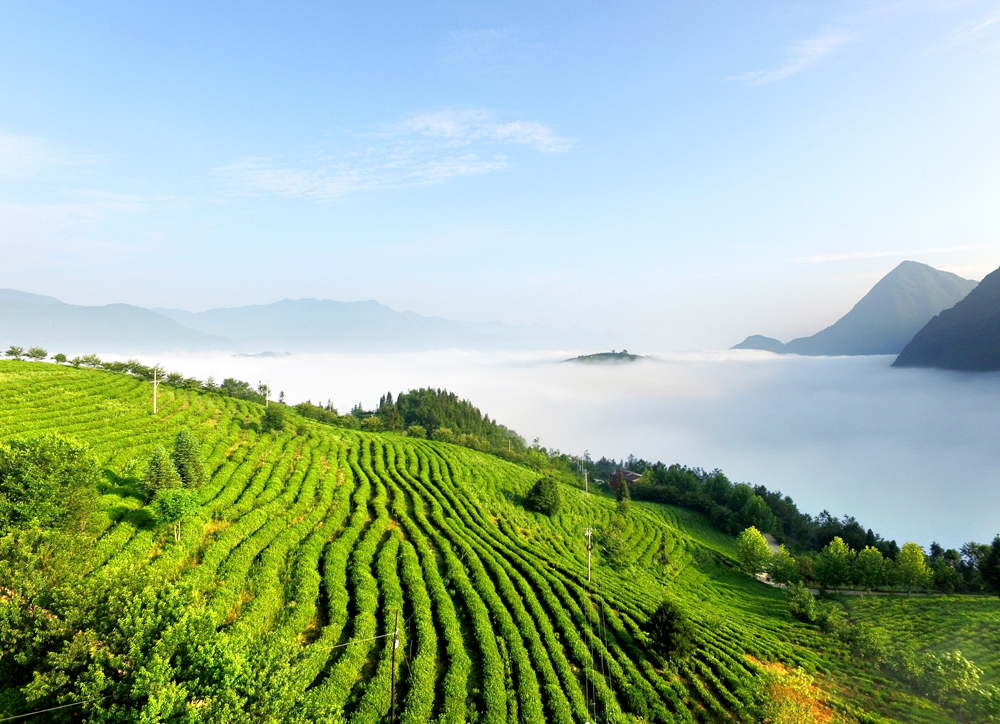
[0,361,996,723]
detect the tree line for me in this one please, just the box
[737,526,1000,596]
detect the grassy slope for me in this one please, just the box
[0,360,996,723]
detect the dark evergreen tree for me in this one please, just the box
[523,475,562,516]
[645,599,695,662]
[616,477,631,511]
[983,535,1000,597]
[140,445,181,499]
[172,429,206,489]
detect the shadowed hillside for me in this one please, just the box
[894,264,1000,371]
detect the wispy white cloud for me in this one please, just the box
[732,30,859,85]
[219,109,570,200]
[930,12,1000,52]
[787,245,982,264]
[0,132,99,179]
[399,109,572,153]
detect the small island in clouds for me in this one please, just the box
[566,349,643,363]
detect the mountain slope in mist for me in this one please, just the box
[154,298,596,352]
[894,264,1000,371]
[733,261,977,356]
[0,290,233,354]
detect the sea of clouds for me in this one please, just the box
[133,349,1000,550]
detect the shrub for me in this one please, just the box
[406,424,427,439]
[431,426,455,443]
[645,599,695,662]
[260,405,286,433]
[523,475,562,516]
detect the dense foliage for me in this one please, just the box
[0,434,98,530]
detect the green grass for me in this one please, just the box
[1,360,997,723]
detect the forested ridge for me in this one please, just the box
[0,360,998,724]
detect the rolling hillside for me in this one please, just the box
[0,362,996,723]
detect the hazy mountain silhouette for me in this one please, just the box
[733,261,977,356]
[153,298,600,352]
[894,264,1000,371]
[0,290,233,354]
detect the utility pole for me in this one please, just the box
[390,609,400,724]
[584,470,589,494]
[585,527,594,582]
[152,367,160,414]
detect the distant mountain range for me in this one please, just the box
[0,290,232,353]
[733,261,978,356]
[0,290,601,355]
[894,264,1000,371]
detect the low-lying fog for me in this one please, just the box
[139,349,1000,549]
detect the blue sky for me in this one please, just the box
[2,0,999,349]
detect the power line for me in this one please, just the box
[0,701,86,722]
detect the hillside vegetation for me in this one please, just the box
[0,361,997,723]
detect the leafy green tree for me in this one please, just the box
[766,544,800,585]
[982,535,1000,597]
[172,429,206,489]
[0,434,98,530]
[151,488,200,542]
[737,526,772,576]
[645,599,695,662]
[598,514,631,570]
[816,536,855,591]
[616,476,631,512]
[69,356,83,367]
[855,546,886,594]
[260,404,286,433]
[25,347,47,361]
[785,584,817,623]
[523,475,562,516]
[5,346,24,361]
[896,541,932,594]
[51,353,67,364]
[80,354,102,368]
[140,445,181,499]
[406,424,427,439]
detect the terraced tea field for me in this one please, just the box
[0,361,996,723]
